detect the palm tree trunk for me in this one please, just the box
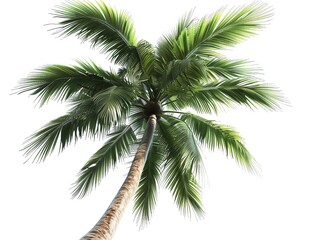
[81,114,157,240]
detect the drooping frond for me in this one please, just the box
[52,0,138,64]
[157,2,272,62]
[23,114,77,162]
[159,115,203,177]
[15,61,118,106]
[72,125,137,198]
[157,116,205,218]
[163,154,204,218]
[180,113,255,170]
[22,96,106,162]
[133,134,165,227]
[170,170,204,218]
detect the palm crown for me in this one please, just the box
[16,0,282,237]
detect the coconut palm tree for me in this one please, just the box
[16,1,282,239]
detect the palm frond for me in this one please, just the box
[133,134,165,227]
[155,116,205,217]
[15,61,117,106]
[23,115,75,162]
[165,58,208,84]
[158,58,208,103]
[136,40,157,78]
[75,59,128,86]
[164,156,204,218]
[52,0,138,64]
[160,57,258,103]
[93,85,136,124]
[22,96,106,162]
[157,2,272,61]
[187,2,272,58]
[72,125,137,198]
[207,58,259,80]
[180,113,255,170]
[188,78,282,113]
[157,9,196,65]
[159,115,204,177]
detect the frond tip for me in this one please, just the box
[133,139,164,227]
[14,61,112,106]
[180,113,256,171]
[72,125,137,198]
[157,2,273,63]
[179,78,283,114]
[52,0,138,64]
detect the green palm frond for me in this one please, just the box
[158,2,272,62]
[157,9,196,65]
[186,2,272,58]
[22,96,106,162]
[180,113,255,170]
[159,51,260,104]
[72,125,137,198]
[188,78,282,113]
[53,0,138,64]
[15,61,118,106]
[159,115,204,177]
[133,135,165,226]
[156,116,204,218]
[164,58,207,85]
[164,156,204,218]
[75,59,128,86]
[23,114,76,162]
[93,85,136,124]
[169,77,282,114]
[158,58,208,104]
[136,40,157,78]
[206,58,259,80]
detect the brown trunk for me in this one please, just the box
[81,114,157,240]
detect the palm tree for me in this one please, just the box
[16,1,282,239]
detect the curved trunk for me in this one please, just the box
[81,114,157,240]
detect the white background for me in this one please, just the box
[1,0,319,239]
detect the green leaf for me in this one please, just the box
[22,97,105,162]
[164,154,204,218]
[133,133,165,227]
[72,125,137,198]
[157,2,272,62]
[162,58,207,85]
[136,40,157,77]
[93,85,136,124]
[190,78,283,113]
[52,0,138,64]
[184,2,273,59]
[157,115,205,217]
[15,61,116,106]
[180,113,255,170]
[158,58,209,104]
[159,115,204,177]
[206,58,259,80]
[157,9,196,66]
